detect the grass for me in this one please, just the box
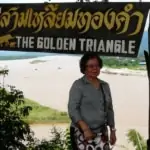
[22,99,70,124]
[101,56,146,70]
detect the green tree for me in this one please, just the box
[126,129,147,150]
[0,69,34,149]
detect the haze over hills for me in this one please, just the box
[139,31,149,57]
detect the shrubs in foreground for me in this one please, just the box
[0,69,72,150]
[1,91,71,149]
[29,127,72,150]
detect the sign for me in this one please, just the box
[0,2,149,57]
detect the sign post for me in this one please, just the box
[144,41,150,150]
[145,12,150,150]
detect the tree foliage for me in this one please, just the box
[32,127,72,150]
[127,129,147,150]
[0,69,34,149]
[0,68,73,150]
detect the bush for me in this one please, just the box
[127,129,147,150]
[0,69,34,149]
[32,127,72,150]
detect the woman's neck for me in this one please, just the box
[85,75,98,83]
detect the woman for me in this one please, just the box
[68,52,117,150]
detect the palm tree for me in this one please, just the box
[126,129,147,150]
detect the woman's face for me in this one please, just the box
[84,57,100,78]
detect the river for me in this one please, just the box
[30,123,135,150]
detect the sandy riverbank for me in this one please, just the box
[0,55,148,149]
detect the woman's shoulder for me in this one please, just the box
[99,79,109,86]
[72,77,84,86]
[69,78,84,92]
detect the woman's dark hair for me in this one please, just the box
[79,52,103,74]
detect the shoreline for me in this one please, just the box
[0,55,147,77]
[30,122,69,126]
[101,68,147,77]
